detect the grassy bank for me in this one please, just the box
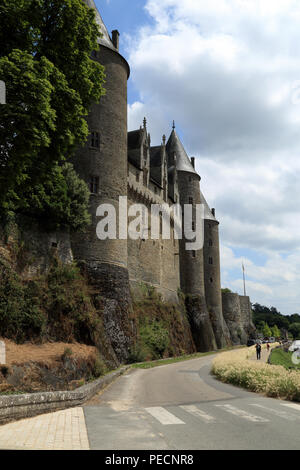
[212,344,300,402]
[269,347,300,370]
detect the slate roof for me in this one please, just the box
[128,130,142,150]
[84,0,117,51]
[166,129,199,176]
[200,191,217,222]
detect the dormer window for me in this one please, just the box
[91,131,100,149]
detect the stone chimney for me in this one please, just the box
[191,157,195,168]
[111,30,120,51]
[212,208,216,217]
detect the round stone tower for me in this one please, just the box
[71,0,131,362]
[202,199,231,348]
[166,127,217,351]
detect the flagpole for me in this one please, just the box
[242,262,246,296]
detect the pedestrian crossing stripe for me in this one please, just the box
[214,404,269,423]
[145,407,185,425]
[145,402,300,426]
[281,403,300,412]
[180,405,216,423]
[251,403,298,421]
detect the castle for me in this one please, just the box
[70,0,255,358]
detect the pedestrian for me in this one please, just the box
[267,343,270,353]
[255,342,262,360]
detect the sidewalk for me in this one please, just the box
[0,407,90,450]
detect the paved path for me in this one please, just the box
[0,354,300,450]
[250,348,270,363]
[0,407,89,450]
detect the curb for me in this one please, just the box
[0,365,131,425]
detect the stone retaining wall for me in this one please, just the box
[0,366,130,425]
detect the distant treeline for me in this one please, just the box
[252,303,300,340]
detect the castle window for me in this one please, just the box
[136,172,140,182]
[210,278,213,283]
[189,176,192,182]
[90,176,99,194]
[91,131,100,149]
[143,168,148,186]
[192,221,195,231]
[209,257,213,265]
[192,251,196,258]
[209,239,213,247]
[189,197,193,205]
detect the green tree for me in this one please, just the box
[271,325,281,339]
[22,163,91,231]
[289,323,300,340]
[262,322,272,338]
[0,0,105,221]
[221,288,233,294]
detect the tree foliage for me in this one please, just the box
[0,0,105,229]
[252,303,300,338]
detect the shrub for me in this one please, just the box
[0,259,46,342]
[139,320,170,360]
[93,354,108,377]
[127,343,150,364]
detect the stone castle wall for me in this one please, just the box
[127,163,180,302]
[222,292,254,345]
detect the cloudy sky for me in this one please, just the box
[96,0,300,315]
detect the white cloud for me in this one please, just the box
[125,0,300,314]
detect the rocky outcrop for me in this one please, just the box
[185,295,218,352]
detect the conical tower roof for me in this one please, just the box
[166,128,198,176]
[84,0,117,51]
[200,191,217,221]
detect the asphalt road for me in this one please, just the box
[83,354,300,450]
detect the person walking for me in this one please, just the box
[267,343,270,353]
[256,342,262,360]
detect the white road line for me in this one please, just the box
[281,403,300,412]
[215,404,269,423]
[180,405,217,423]
[250,404,297,421]
[145,407,185,425]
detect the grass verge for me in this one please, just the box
[212,344,300,402]
[131,346,245,369]
[269,348,300,370]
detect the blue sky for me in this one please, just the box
[93,0,300,315]
[94,0,149,103]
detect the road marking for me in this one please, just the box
[250,404,297,421]
[145,407,185,425]
[215,404,269,423]
[180,405,217,423]
[281,403,300,412]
